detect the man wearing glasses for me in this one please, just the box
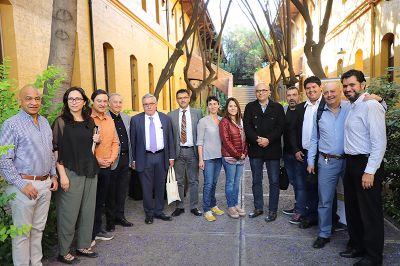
[168,89,203,217]
[130,93,176,224]
[243,83,285,222]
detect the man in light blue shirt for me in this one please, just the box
[0,85,58,266]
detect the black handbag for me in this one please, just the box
[279,166,289,190]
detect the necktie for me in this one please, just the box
[149,117,157,153]
[181,110,187,144]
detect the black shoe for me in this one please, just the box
[248,209,264,218]
[76,248,98,258]
[299,219,317,229]
[171,208,185,217]
[154,213,172,221]
[264,211,277,222]
[190,208,202,216]
[332,222,347,233]
[57,254,80,264]
[339,248,365,258]
[106,223,115,232]
[353,257,381,266]
[145,216,153,224]
[115,218,133,227]
[282,208,295,215]
[312,236,330,249]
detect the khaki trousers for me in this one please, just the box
[56,169,97,256]
[7,178,52,266]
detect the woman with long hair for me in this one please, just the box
[197,96,224,222]
[219,98,248,218]
[52,87,100,264]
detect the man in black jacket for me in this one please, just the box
[243,83,285,222]
[289,76,325,228]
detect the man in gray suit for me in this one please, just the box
[168,89,203,217]
[105,93,133,231]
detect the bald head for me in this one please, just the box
[255,83,271,104]
[323,82,342,108]
[19,85,41,116]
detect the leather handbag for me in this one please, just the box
[166,166,181,205]
[279,166,289,190]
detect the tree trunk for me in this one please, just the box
[47,0,77,103]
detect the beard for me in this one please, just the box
[346,90,362,103]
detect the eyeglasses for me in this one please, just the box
[143,102,156,108]
[256,89,269,94]
[68,97,84,103]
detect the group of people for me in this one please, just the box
[0,69,387,266]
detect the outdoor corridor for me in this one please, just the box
[44,160,400,266]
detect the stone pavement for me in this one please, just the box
[44,161,400,266]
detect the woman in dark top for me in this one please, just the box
[52,87,100,264]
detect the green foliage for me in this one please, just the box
[222,26,267,85]
[34,65,64,124]
[0,59,20,126]
[368,71,400,224]
[0,61,64,264]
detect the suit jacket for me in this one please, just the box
[107,111,132,170]
[243,99,285,160]
[130,111,176,172]
[168,107,202,158]
[288,97,326,154]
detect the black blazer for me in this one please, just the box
[243,99,285,160]
[288,98,325,154]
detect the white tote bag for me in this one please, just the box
[166,166,181,205]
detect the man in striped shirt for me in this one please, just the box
[0,85,58,266]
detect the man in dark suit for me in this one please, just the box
[105,93,133,231]
[168,89,203,217]
[243,83,285,222]
[130,93,176,224]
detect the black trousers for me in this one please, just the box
[106,153,131,224]
[92,167,111,239]
[344,155,384,264]
[138,151,167,217]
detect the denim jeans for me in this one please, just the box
[222,158,244,208]
[295,158,308,216]
[203,158,222,212]
[249,158,280,212]
[283,153,298,204]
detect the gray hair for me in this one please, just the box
[109,93,123,101]
[142,93,157,103]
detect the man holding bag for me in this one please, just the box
[130,94,176,224]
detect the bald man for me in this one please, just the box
[0,85,58,266]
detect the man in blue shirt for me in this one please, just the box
[0,85,58,266]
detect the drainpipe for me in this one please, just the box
[89,0,97,90]
[166,0,172,111]
[370,1,376,78]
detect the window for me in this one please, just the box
[130,55,139,111]
[174,8,179,41]
[142,0,147,11]
[162,84,167,110]
[337,59,343,77]
[148,63,154,94]
[324,66,329,77]
[171,74,176,109]
[155,0,160,24]
[381,33,395,82]
[103,43,116,93]
[355,49,363,71]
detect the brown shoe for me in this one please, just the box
[228,207,239,218]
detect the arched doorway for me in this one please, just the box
[130,55,139,111]
[103,42,116,93]
[355,49,363,71]
[381,33,394,82]
[337,59,343,77]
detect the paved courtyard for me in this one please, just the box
[44,161,400,266]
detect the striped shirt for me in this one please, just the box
[0,110,56,190]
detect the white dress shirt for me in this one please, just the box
[344,93,386,175]
[302,94,322,150]
[179,106,194,147]
[145,112,164,151]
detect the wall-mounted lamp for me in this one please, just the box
[337,48,347,55]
